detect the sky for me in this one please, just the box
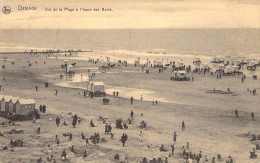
[0,0,259,29]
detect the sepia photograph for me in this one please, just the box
[0,0,260,162]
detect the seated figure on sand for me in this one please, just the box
[61,149,68,161]
[250,148,257,159]
[256,144,260,150]
[159,144,168,152]
[90,119,95,127]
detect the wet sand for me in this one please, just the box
[0,53,259,163]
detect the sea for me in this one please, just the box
[0,28,260,59]
[0,29,260,108]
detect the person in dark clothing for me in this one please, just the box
[199,151,202,158]
[256,144,260,150]
[10,139,14,147]
[141,157,148,163]
[90,119,95,127]
[235,109,238,118]
[131,110,134,119]
[86,138,89,146]
[105,124,108,134]
[83,150,87,157]
[120,134,128,147]
[108,124,112,133]
[69,133,72,141]
[250,112,255,120]
[39,105,43,112]
[61,149,67,160]
[173,131,177,142]
[72,118,77,128]
[182,121,185,130]
[157,157,163,163]
[170,144,175,155]
[130,97,133,104]
[183,149,186,156]
[114,153,120,160]
[42,105,46,113]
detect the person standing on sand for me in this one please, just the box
[130,97,133,104]
[108,124,112,134]
[250,112,255,120]
[235,110,238,118]
[141,95,143,101]
[56,116,60,127]
[170,144,175,155]
[57,138,60,145]
[69,133,72,141]
[105,124,108,134]
[120,134,128,147]
[86,138,89,146]
[173,131,177,143]
[35,85,38,92]
[55,90,58,96]
[131,110,134,119]
[117,92,119,97]
[72,117,77,128]
[182,121,185,130]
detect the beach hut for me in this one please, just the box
[234,60,241,66]
[223,66,232,76]
[15,99,35,117]
[135,57,140,66]
[8,97,19,113]
[211,57,224,63]
[216,64,225,73]
[201,64,210,72]
[155,60,163,68]
[87,82,106,97]
[247,61,256,70]
[193,58,201,65]
[66,65,75,75]
[0,95,4,115]
[175,62,185,70]
[171,71,189,81]
[3,96,12,114]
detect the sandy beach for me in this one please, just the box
[0,52,259,163]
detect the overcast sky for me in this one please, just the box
[0,0,259,29]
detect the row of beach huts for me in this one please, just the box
[0,95,36,119]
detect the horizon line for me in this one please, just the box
[1,27,260,30]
